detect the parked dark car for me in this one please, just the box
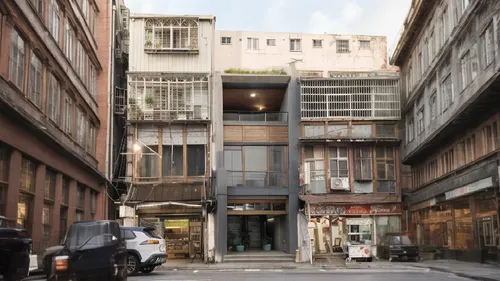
[49,220,128,281]
[377,233,419,262]
[0,216,32,281]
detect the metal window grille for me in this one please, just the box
[359,40,371,50]
[221,37,231,44]
[127,74,210,121]
[144,18,199,52]
[313,39,322,48]
[300,78,400,120]
[336,40,349,53]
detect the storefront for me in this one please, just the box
[306,203,402,258]
[410,177,499,263]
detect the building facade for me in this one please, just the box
[123,14,215,261]
[0,0,115,254]
[392,0,500,263]
[211,30,400,262]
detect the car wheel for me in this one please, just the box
[141,267,155,274]
[127,255,139,275]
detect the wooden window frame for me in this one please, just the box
[9,29,26,92]
[28,51,43,108]
[44,169,56,201]
[354,146,372,180]
[20,158,36,193]
[48,0,60,43]
[375,146,396,193]
[46,72,61,124]
[63,93,74,136]
[328,146,349,179]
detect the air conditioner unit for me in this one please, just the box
[331,177,349,191]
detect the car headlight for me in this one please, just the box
[55,255,69,271]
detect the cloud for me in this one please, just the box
[308,1,363,34]
[264,0,287,31]
[342,2,362,21]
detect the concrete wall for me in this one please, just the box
[215,30,389,75]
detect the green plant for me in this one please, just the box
[263,235,272,245]
[145,39,152,47]
[224,68,287,75]
[144,95,154,106]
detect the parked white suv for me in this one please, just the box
[120,226,167,275]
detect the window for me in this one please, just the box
[419,51,424,75]
[269,146,287,186]
[20,158,36,193]
[17,193,33,234]
[407,117,415,142]
[429,93,437,121]
[45,169,56,200]
[224,146,242,186]
[429,29,435,61]
[376,124,396,138]
[90,5,97,35]
[484,123,498,153]
[187,145,205,176]
[48,0,60,42]
[162,145,182,176]
[428,159,438,180]
[76,185,85,209]
[9,30,25,91]
[304,145,325,193]
[30,0,44,19]
[221,37,231,44]
[244,146,267,187]
[121,230,136,240]
[63,94,73,135]
[267,39,276,46]
[417,106,425,134]
[442,7,449,40]
[81,0,88,19]
[59,207,67,243]
[0,145,9,183]
[247,38,259,50]
[423,38,429,70]
[441,74,453,111]
[460,44,478,90]
[89,64,96,97]
[64,19,75,65]
[90,190,97,217]
[336,40,349,53]
[47,73,60,123]
[87,122,96,155]
[328,146,348,178]
[144,18,199,51]
[62,177,70,205]
[76,107,86,147]
[465,135,475,163]
[313,39,322,48]
[76,210,83,221]
[481,22,494,67]
[290,39,301,52]
[354,147,372,180]
[29,52,43,108]
[42,203,52,250]
[359,40,370,50]
[375,146,396,193]
[77,42,85,79]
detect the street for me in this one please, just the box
[126,271,470,281]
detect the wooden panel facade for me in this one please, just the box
[224,125,288,143]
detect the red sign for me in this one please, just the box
[370,204,401,214]
[345,205,371,215]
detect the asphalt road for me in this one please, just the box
[124,271,470,281]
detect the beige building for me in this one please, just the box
[215,30,391,76]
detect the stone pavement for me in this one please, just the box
[157,258,500,281]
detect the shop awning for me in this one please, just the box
[136,201,202,209]
[299,193,401,204]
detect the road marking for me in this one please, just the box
[244,269,261,272]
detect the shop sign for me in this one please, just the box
[445,177,493,200]
[370,204,401,214]
[345,205,371,215]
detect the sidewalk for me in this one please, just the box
[158,258,500,280]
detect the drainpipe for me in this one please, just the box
[109,4,116,181]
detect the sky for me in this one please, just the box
[124,0,412,53]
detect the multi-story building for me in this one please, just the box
[0,0,114,253]
[124,14,215,261]
[211,30,400,262]
[392,0,500,263]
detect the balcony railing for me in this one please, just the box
[223,111,288,123]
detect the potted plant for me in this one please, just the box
[262,236,272,251]
[235,242,245,253]
[145,39,152,48]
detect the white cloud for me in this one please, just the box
[264,0,287,31]
[308,1,363,34]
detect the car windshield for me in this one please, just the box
[391,235,412,245]
[65,222,116,251]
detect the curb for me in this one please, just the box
[411,265,499,281]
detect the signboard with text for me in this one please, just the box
[309,203,402,216]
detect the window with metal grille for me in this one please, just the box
[354,147,372,180]
[20,158,35,193]
[359,40,370,50]
[375,146,395,193]
[336,40,349,53]
[9,29,25,91]
[290,39,301,52]
[313,39,322,48]
[144,18,199,52]
[300,78,400,120]
[45,169,56,200]
[29,51,43,108]
[221,37,231,44]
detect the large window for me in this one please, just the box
[375,146,396,193]
[336,40,349,53]
[354,147,372,180]
[42,203,52,251]
[76,107,86,147]
[481,22,494,68]
[64,18,75,65]
[87,122,96,155]
[304,145,325,193]
[328,146,348,178]
[161,145,182,176]
[224,146,287,187]
[45,169,56,200]
[187,145,205,176]
[247,38,259,50]
[20,158,36,193]
[29,52,43,108]
[290,39,301,52]
[17,193,33,234]
[47,73,60,123]
[144,18,199,51]
[63,94,73,135]
[76,185,85,210]
[48,0,60,42]
[9,29,25,91]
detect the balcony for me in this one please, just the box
[127,74,210,122]
[223,111,288,123]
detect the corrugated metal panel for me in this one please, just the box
[162,125,183,145]
[187,125,207,144]
[129,18,213,73]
